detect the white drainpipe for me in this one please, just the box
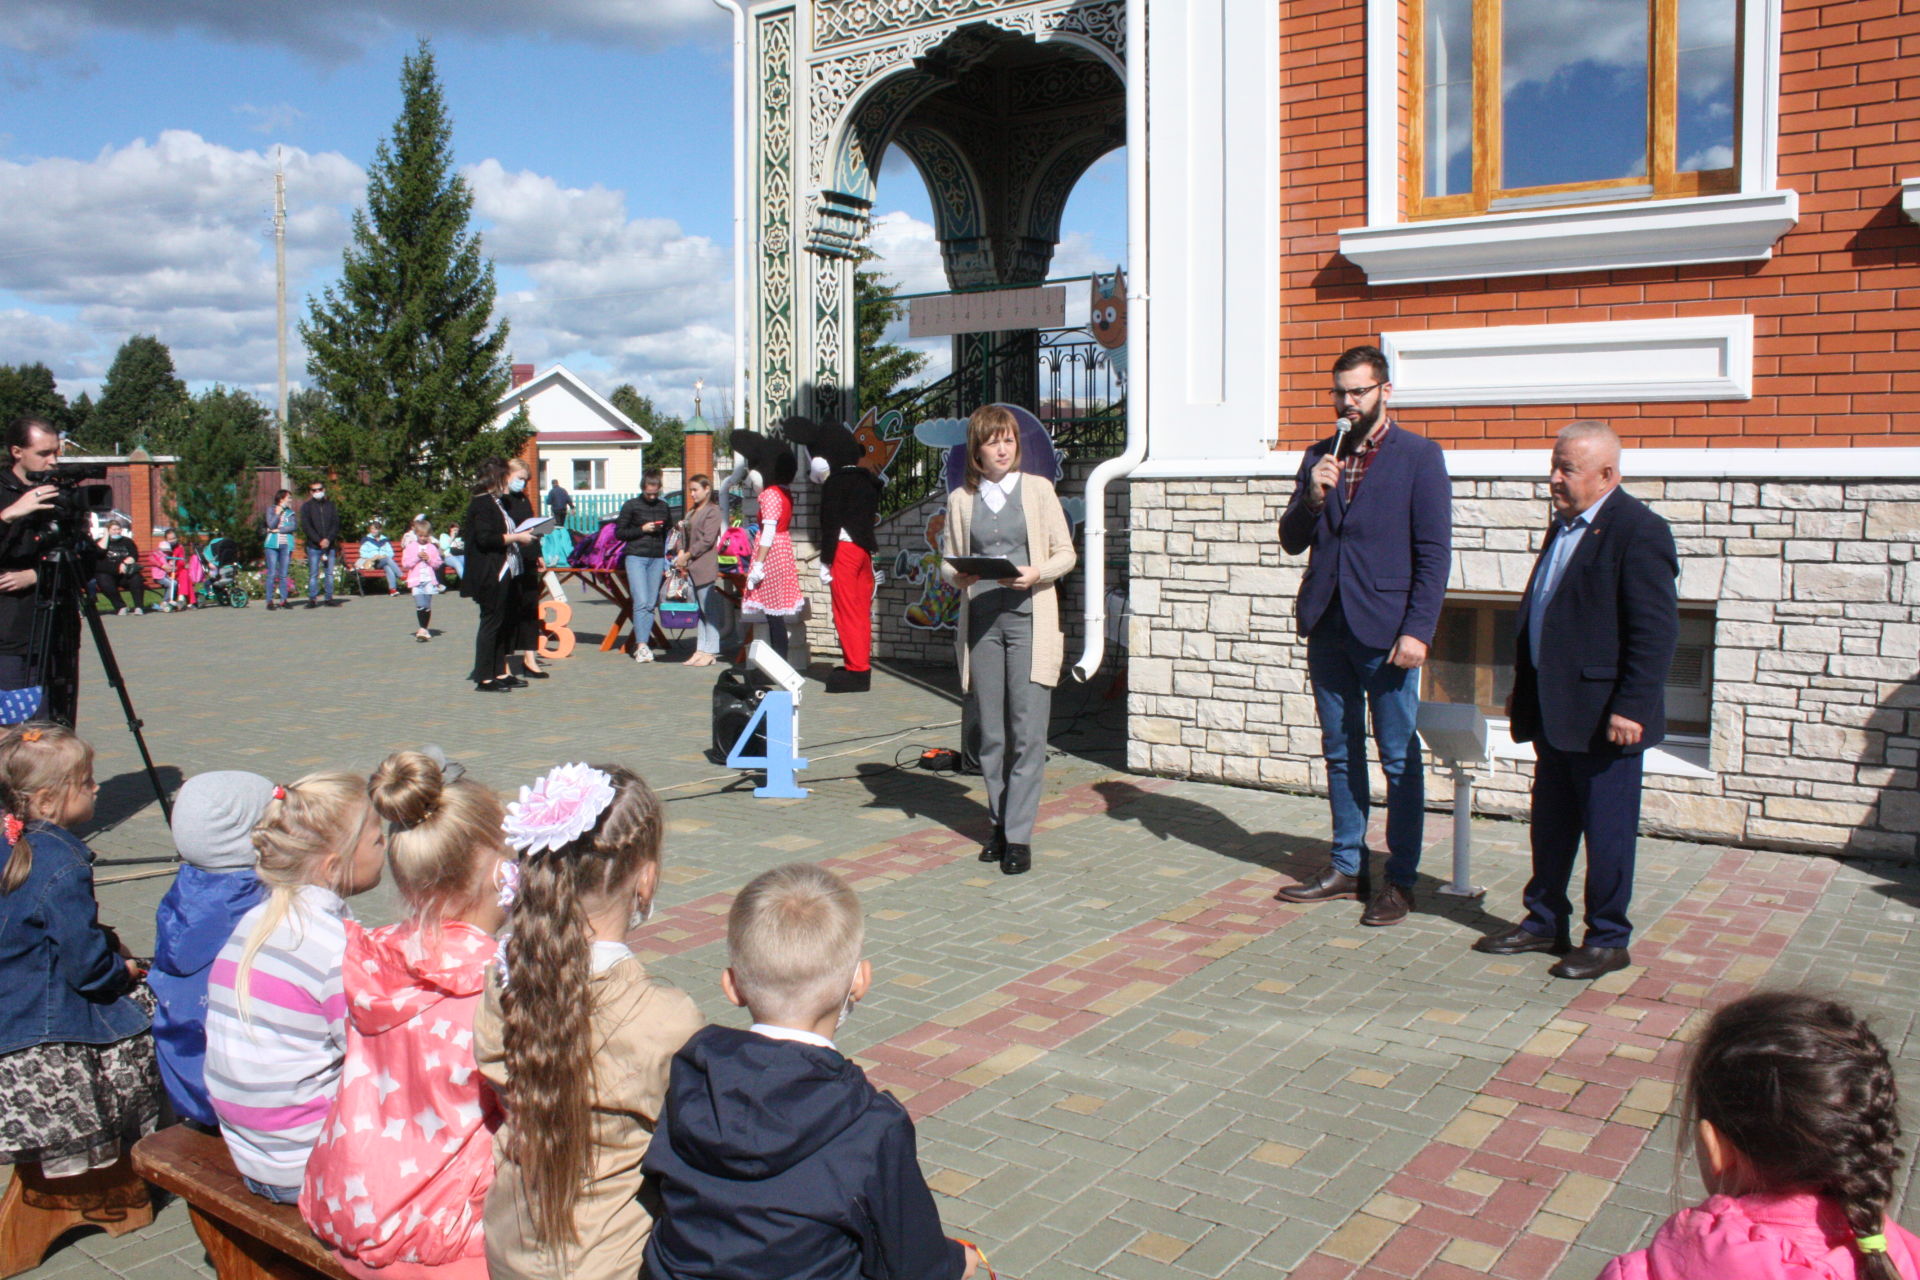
[713,0,748,445]
[1071,0,1149,683]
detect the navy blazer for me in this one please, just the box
[1279,424,1453,650]
[1509,488,1680,755]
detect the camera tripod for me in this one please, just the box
[26,545,173,839]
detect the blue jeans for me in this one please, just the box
[306,546,336,601]
[367,558,399,591]
[694,581,735,656]
[624,556,665,646]
[445,553,465,579]
[262,544,291,604]
[1306,603,1425,887]
[243,1176,300,1205]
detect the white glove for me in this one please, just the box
[747,563,765,589]
[873,568,886,588]
[820,563,833,586]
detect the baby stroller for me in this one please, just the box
[198,537,248,608]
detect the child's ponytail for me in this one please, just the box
[1688,991,1907,1280]
[0,724,93,895]
[237,771,369,1017]
[497,763,662,1247]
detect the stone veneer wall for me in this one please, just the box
[792,457,1131,677]
[1125,474,1920,858]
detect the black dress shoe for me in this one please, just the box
[1361,882,1414,927]
[1001,843,1031,875]
[979,827,1006,863]
[518,666,551,679]
[1471,925,1572,956]
[474,681,511,693]
[500,676,528,688]
[826,667,872,694]
[1274,867,1370,903]
[1549,945,1631,981]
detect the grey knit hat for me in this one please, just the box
[171,771,276,872]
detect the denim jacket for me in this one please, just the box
[0,820,148,1056]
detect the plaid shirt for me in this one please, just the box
[1340,421,1390,504]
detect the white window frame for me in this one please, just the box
[572,457,607,491]
[1339,0,1796,285]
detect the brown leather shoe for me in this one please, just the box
[1275,868,1369,903]
[1471,925,1572,956]
[1360,882,1414,927]
[1549,945,1631,981]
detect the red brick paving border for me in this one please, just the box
[1293,849,1840,1280]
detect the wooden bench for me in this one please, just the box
[132,1126,348,1280]
[0,1156,152,1279]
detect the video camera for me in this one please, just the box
[24,462,116,541]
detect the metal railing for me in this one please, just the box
[874,327,1127,516]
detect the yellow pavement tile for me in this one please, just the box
[1054,1094,1107,1115]
[1437,1110,1502,1148]
[1249,1141,1307,1168]
[1544,1173,1614,1219]
[1127,1232,1192,1263]
[925,1170,979,1197]
[1441,1238,1502,1271]
[1321,1214,1395,1264]
[1364,1194,1420,1223]
[1346,1068,1396,1088]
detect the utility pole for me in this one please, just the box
[274,153,290,466]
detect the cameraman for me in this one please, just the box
[0,417,66,696]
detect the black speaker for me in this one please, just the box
[709,663,777,764]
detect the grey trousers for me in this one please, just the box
[969,606,1051,843]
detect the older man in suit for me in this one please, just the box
[1275,346,1453,927]
[1475,421,1679,981]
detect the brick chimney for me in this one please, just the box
[512,363,535,388]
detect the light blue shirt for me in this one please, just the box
[1527,485,1614,666]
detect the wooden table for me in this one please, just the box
[551,567,674,655]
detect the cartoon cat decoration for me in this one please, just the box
[1090,265,1128,378]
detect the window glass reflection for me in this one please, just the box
[1501,0,1649,190]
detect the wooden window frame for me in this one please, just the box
[1407,0,1742,221]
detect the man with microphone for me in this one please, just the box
[1275,346,1452,927]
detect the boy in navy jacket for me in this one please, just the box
[644,863,980,1280]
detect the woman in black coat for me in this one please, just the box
[462,458,538,693]
[502,457,549,678]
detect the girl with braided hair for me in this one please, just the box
[1601,991,1919,1280]
[473,763,702,1280]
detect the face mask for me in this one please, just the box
[627,894,654,933]
[312,490,325,500]
[508,477,527,494]
[835,961,863,1031]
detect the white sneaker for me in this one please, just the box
[633,647,653,663]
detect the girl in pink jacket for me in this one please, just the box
[1601,991,1920,1280]
[402,518,445,643]
[300,750,509,1280]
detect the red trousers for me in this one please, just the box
[829,543,874,672]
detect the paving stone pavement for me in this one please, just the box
[7,591,1919,1280]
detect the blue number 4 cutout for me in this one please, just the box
[725,690,810,799]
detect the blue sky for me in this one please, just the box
[0,3,1128,416]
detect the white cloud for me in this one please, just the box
[0,132,737,417]
[3,0,720,63]
[467,159,734,412]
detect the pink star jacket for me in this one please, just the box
[1599,1193,1920,1280]
[300,920,500,1278]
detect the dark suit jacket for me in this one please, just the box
[1509,488,1679,755]
[1279,423,1452,650]
[459,492,513,605]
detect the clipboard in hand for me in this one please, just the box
[945,555,1020,579]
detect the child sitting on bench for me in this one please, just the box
[301,749,507,1280]
[205,771,383,1204]
[0,724,161,1184]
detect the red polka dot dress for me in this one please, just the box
[742,485,804,619]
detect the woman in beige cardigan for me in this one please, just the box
[941,406,1077,875]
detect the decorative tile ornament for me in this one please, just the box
[758,10,796,429]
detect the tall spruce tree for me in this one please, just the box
[0,364,73,437]
[299,40,527,532]
[83,336,189,454]
[854,246,927,413]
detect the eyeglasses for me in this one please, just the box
[1328,382,1383,402]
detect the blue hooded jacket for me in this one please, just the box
[643,1025,964,1280]
[150,864,265,1126]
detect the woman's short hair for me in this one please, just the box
[963,405,1022,493]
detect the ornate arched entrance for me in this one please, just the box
[746,0,1125,430]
